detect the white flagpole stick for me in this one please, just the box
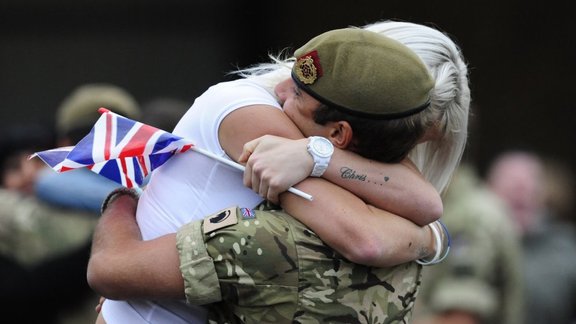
[191,147,313,201]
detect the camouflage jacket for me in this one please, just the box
[177,206,423,324]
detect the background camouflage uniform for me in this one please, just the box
[177,204,422,324]
[414,165,524,324]
[0,189,97,267]
[0,189,99,324]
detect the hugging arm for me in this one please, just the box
[87,193,184,300]
[279,177,432,266]
[224,107,442,227]
[240,135,441,226]
[88,103,438,299]
[87,184,433,301]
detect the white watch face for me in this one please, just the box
[312,138,333,157]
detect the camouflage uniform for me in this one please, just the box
[0,189,99,324]
[0,189,97,267]
[414,165,524,324]
[177,205,422,324]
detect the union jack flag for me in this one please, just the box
[240,207,256,219]
[32,108,313,200]
[32,108,194,188]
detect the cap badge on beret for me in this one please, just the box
[294,50,323,85]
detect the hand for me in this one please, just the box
[95,296,106,313]
[239,135,313,204]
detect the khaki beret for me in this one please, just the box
[56,83,141,135]
[429,279,497,319]
[292,28,434,119]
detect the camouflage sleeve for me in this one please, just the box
[176,219,223,305]
[176,205,423,324]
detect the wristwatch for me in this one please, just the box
[306,136,334,177]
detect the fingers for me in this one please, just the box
[242,137,263,189]
[257,176,268,201]
[255,167,280,205]
[242,156,253,189]
[239,137,260,163]
[240,135,290,204]
[265,186,280,205]
[250,162,262,199]
[254,163,282,204]
[95,296,106,313]
[243,150,264,198]
[244,154,281,204]
[240,137,262,192]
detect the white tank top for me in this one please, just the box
[102,78,282,323]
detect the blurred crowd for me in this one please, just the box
[1,81,576,324]
[413,152,576,324]
[0,83,188,323]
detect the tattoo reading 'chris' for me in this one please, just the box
[340,167,391,185]
[340,167,367,181]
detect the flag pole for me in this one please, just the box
[191,147,313,201]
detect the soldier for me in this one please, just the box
[0,124,97,323]
[413,164,524,324]
[487,151,576,324]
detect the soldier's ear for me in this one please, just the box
[327,121,353,149]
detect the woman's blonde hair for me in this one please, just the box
[364,21,471,194]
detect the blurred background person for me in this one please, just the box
[36,82,141,322]
[0,124,53,195]
[0,123,97,323]
[541,157,576,227]
[34,83,142,213]
[0,82,143,323]
[413,163,523,324]
[140,97,189,132]
[486,150,576,324]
